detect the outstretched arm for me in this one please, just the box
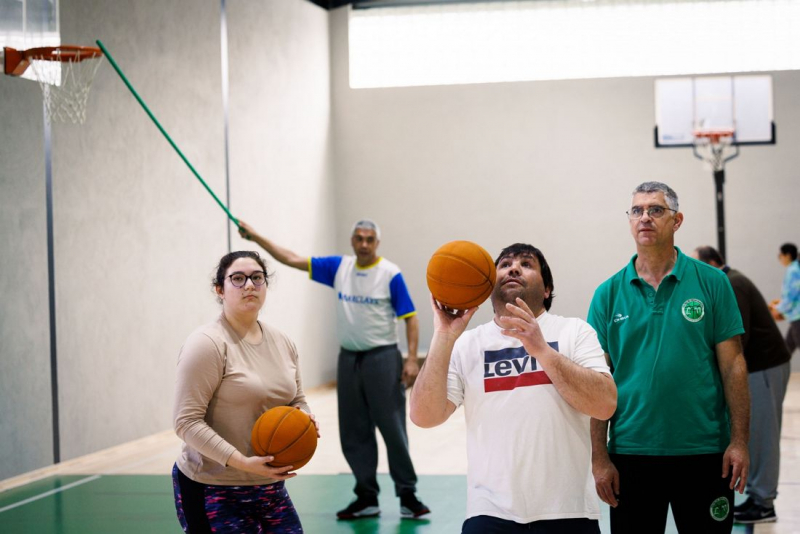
[716,336,750,493]
[238,220,308,271]
[409,297,477,428]
[499,298,617,420]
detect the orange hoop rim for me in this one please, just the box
[4,45,103,77]
[22,46,103,62]
[693,129,736,143]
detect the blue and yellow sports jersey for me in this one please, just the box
[309,255,416,351]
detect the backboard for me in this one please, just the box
[654,75,775,148]
[0,0,60,83]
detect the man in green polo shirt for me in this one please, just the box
[587,181,750,533]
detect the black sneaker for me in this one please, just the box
[734,504,777,524]
[400,494,431,519]
[733,497,755,514]
[336,496,380,519]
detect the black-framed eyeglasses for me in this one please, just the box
[626,205,677,220]
[227,271,268,288]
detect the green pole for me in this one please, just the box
[96,39,239,227]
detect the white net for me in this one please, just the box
[28,50,104,124]
[692,131,738,172]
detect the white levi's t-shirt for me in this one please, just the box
[447,312,610,523]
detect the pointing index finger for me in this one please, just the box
[514,297,535,316]
[504,301,533,322]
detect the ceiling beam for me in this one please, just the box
[307,0,530,10]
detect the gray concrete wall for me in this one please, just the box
[329,7,800,366]
[2,0,798,482]
[226,0,337,390]
[51,0,227,465]
[0,67,54,478]
[0,0,335,480]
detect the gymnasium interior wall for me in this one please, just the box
[0,0,334,480]
[329,7,800,363]
[0,68,52,480]
[2,0,798,481]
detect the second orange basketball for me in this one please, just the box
[251,406,318,470]
[426,241,496,310]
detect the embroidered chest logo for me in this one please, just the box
[483,342,558,393]
[613,313,629,323]
[682,299,705,322]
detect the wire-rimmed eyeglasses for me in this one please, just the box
[626,205,677,220]
[227,271,268,288]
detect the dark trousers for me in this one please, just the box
[609,453,734,533]
[337,344,417,498]
[463,516,600,534]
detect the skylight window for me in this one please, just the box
[349,0,800,88]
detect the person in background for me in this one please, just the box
[693,245,790,524]
[238,219,430,520]
[769,243,800,357]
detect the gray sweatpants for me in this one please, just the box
[747,361,791,507]
[337,344,418,499]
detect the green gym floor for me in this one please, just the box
[3,379,793,533]
[0,473,758,534]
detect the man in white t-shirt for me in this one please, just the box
[238,219,429,520]
[410,243,617,534]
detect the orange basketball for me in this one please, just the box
[426,241,496,309]
[250,406,317,470]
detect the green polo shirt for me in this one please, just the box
[588,247,744,455]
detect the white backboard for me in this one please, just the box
[654,74,774,147]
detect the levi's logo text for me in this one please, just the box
[483,343,558,393]
[338,292,380,305]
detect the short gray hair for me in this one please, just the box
[351,219,381,240]
[632,181,679,211]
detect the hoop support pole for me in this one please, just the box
[714,169,727,262]
[95,40,239,227]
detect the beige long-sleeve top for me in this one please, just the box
[174,314,309,485]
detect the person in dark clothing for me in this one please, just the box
[693,246,791,525]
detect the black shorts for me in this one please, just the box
[609,453,734,534]
[462,516,600,534]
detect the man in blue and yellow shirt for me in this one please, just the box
[239,219,429,520]
[587,182,750,533]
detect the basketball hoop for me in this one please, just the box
[692,128,739,172]
[3,46,104,124]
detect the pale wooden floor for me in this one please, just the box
[2,375,799,532]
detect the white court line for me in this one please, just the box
[0,475,100,514]
[0,449,177,514]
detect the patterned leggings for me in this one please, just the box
[172,464,303,533]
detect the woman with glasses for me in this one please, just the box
[172,250,317,533]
